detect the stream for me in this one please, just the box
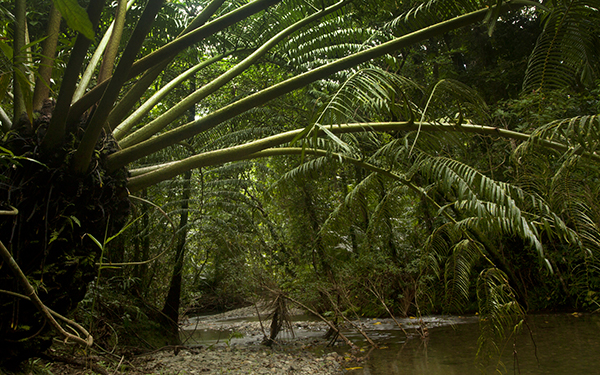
[183,312,600,374]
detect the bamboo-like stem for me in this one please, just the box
[73,0,135,103]
[106,0,226,130]
[124,120,592,192]
[119,0,350,148]
[32,4,61,111]
[113,51,233,140]
[67,0,280,127]
[97,0,128,85]
[41,0,107,153]
[107,3,523,170]
[71,0,165,174]
[12,0,26,124]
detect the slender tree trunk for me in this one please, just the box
[160,169,192,343]
[12,0,26,125]
[32,5,61,111]
[135,189,150,295]
[160,82,196,342]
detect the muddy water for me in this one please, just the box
[344,313,600,374]
[183,312,600,374]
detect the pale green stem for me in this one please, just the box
[125,120,598,191]
[113,51,233,141]
[73,0,134,102]
[97,0,129,85]
[105,0,226,130]
[71,0,164,174]
[12,0,26,124]
[0,105,12,131]
[108,3,523,171]
[40,0,107,152]
[67,0,280,127]
[32,5,61,111]
[119,0,349,148]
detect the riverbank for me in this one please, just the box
[40,305,476,374]
[42,305,347,375]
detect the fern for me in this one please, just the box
[523,0,600,92]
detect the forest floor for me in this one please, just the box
[40,305,350,375]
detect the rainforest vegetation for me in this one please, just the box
[0,0,599,371]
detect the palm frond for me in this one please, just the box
[388,0,490,33]
[318,171,381,234]
[476,267,525,361]
[517,115,600,155]
[523,0,600,92]
[415,155,579,263]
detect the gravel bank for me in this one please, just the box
[44,305,348,374]
[129,346,344,375]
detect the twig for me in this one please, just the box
[49,355,110,375]
[277,291,356,349]
[99,195,177,266]
[323,287,378,348]
[113,355,125,375]
[0,249,93,347]
[0,206,93,348]
[254,301,268,339]
[367,282,410,337]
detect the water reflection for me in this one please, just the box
[347,313,600,375]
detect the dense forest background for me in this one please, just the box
[0,0,599,370]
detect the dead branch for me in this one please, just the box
[0,206,93,348]
[276,291,356,349]
[367,281,410,337]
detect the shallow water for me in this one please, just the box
[183,312,600,374]
[344,313,600,375]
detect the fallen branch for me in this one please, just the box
[0,289,93,343]
[322,287,378,348]
[367,281,410,338]
[339,312,378,348]
[278,292,356,349]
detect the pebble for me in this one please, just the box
[130,346,344,375]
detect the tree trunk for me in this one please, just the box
[160,170,192,344]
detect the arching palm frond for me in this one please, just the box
[387,0,490,33]
[415,155,578,261]
[317,171,382,235]
[418,79,489,124]
[280,15,386,72]
[516,115,600,157]
[314,67,422,125]
[523,0,600,93]
[273,155,337,185]
[476,267,526,361]
[423,221,485,310]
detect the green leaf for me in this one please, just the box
[69,215,81,227]
[85,233,103,250]
[53,0,95,40]
[13,68,33,122]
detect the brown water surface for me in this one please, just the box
[346,313,600,375]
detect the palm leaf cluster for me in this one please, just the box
[523,0,600,92]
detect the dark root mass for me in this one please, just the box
[0,104,131,367]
